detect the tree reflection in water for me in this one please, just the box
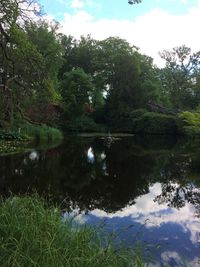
[0,135,200,215]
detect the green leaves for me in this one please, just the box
[159,45,200,109]
[180,111,200,135]
[61,68,94,118]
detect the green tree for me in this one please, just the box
[25,20,63,105]
[95,38,161,124]
[60,68,94,118]
[60,35,105,110]
[0,0,45,124]
[159,45,200,109]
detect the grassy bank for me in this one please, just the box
[0,196,143,267]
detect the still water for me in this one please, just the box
[0,135,200,266]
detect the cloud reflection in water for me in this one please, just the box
[68,182,200,266]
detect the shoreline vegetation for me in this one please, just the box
[0,124,63,155]
[1,113,200,155]
[0,196,144,267]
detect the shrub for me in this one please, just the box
[109,109,179,135]
[134,112,179,134]
[179,111,200,135]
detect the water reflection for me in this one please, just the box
[29,150,39,161]
[69,182,200,266]
[86,147,95,164]
[0,135,200,266]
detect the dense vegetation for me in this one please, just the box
[1,0,200,138]
[0,196,143,267]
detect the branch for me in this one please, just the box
[0,23,10,42]
[17,103,43,125]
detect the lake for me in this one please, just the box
[0,135,200,266]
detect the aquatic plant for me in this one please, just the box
[20,123,63,142]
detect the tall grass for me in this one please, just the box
[21,123,63,142]
[0,196,144,267]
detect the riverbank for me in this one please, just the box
[0,124,63,155]
[0,196,143,267]
[64,110,200,136]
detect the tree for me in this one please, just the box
[0,0,45,123]
[59,35,98,77]
[159,45,200,109]
[60,68,94,118]
[0,0,64,126]
[92,37,161,124]
[25,20,63,104]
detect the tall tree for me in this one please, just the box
[60,68,94,118]
[160,45,200,109]
[0,0,44,123]
[25,20,63,103]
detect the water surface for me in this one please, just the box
[0,135,200,266]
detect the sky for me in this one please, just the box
[39,0,200,67]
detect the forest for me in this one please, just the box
[1,0,200,141]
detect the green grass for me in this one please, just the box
[21,123,63,142]
[0,196,144,267]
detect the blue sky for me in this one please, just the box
[40,0,197,20]
[39,0,200,66]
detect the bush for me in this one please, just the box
[133,112,179,134]
[0,196,143,267]
[179,111,200,135]
[110,109,180,135]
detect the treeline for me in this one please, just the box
[1,0,200,135]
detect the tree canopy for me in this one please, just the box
[1,0,200,135]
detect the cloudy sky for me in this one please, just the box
[39,0,200,66]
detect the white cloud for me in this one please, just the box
[59,2,200,67]
[71,0,84,9]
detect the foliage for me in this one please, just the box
[180,111,200,135]
[25,20,63,103]
[0,0,63,127]
[109,109,180,134]
[60,68,94,118]
[0,196,143,267]
[159,45,200,109]
[64,116,106,132]
[1,1,200,135]
[20,123,63,142]
[0,130,23,140]
[0,0,45,122]
[134,112,180,134]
